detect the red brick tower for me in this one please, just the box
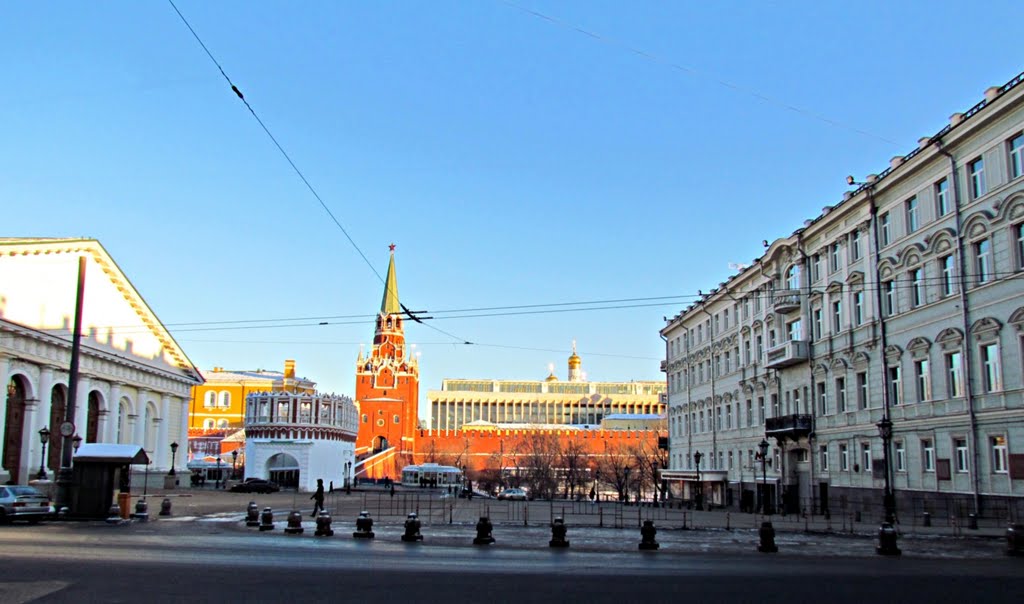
[354,245,419,475]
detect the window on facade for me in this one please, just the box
[836,377,847,413]
[946,351,963,398]
[746,399,753,426]
[1010,133,1023,179]
[219,391,231,408]
[726,405,732,429]
[769,329,777,347]
[717,407,723,430]
[204,391,216,408]
[880,212,891,246]
[786,265,800,290]
[1016,223,1024,270]
[362,414,368,423]
[883,280,896,315]
[895,441,906,472]
[831,300,842,333]
[981,343,1001,392]
[935,178,949,217]
[992,436,1009,473]
[910,268,924,307]
[771,393,779,417]
[725,351,731,373]
[975,238,992,284]
[905,197,919,233]
[840,444,849,471]
[853,291,864,326]
[888,365,902,406]
[862,443,872,471]
[812,254,821,282]
[203,418,214,429]
[728,451,734,470]
[758,397,765,424]
[850,230,861,261]
[819,445,829,472]
[714,314,720,335]
[756,335,763,361]
[393,414,400,424]
[955,438,969,473]
[754,292,761,313]
[922,439,935,472]
[830,243,841,272]
[817,382,827,415]
[969,157,986,198]
[812,308,822,340]
[941,255,956,296]
[914,358,931,402]
[744,340,751,365]
[787,319,801,342]
[857,371,869,410]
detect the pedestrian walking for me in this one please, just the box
[311,478,325,517]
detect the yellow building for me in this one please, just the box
[188,359,315,430]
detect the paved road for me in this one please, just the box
[0,521,1020,603]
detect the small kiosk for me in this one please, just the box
[71,444,149,519]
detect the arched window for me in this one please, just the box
[219,391,231,407]
[204,418,215,429]
[204,391,216,408]
[786,265,801,290]
[217,419,229,429]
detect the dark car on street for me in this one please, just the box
[229,478,280,494]
[0,485,53,523]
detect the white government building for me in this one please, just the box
[661,72,1024,521]
[1,238,203,486]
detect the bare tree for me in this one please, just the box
[559,438,589,499]
[514,432,561,500]
[595,440,634,502]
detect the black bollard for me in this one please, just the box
[639,519,659,550]
[922,511,931,527]
[353,511,375,539]
[401,513,423,542]
[106,504,122,524]
[259,507,275,531]
[549,517,569,548]
[246,501,260,527]
[133,498,149,522]
[284,510,304,535]
[757,521,778,553]
[1007,524,1024,556]
[315,511,334,537]
[473,516,495,545]
[968,513,978,530]
[159,498,172,517]
[876,522,901,555]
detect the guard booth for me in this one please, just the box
[71,444,149,519]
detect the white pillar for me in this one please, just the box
[106,383,122,442]
[178,397,188,470]
[73,377,91,441]
[0,354,10,481]
[156,394,170,469]
[133,388,149,447]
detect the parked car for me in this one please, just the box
[0,486,52,523]
[229,478,280,494]
[497,488,528,501]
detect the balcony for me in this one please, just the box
[764,340,809,369]
[773,289,801,314]
[765,414,812,440]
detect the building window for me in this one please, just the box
[726,405,732,429]
[914,358,931,402]
[812,308,822,340]
[771,393,779,417]
[830,243,841,272]
[922,439,935,472]
[756,335,763,361]
[910,268,924,307]
[819,445,829,472]
[217,419,229,429]
[992,436,1009,473]
[850,230,862,261]
[362,414,368,424]
[836,377,847,413]
[946,351,963,398]
[1016,223,1024,270]
[969,157,986,198]
[975,238,992,284]
[880,212,891,246]
[853,291,864,326]
[204,391,216,408]
[861,443,871,472]
[746,399,753,426]
[393,414,400,424]
[219,391,231,408]
[758,397,765,424]
[935,178,949,217]
[895,441,906,472]
[728,450,734,470]
[981,343,1001,392]
[787,319,802,342]
[786,265,800,289]
[883,280,896,315]
[955,438,969,473]
[812,254,821,282]
[940,255,956,296]
[817,382,827,415]
[888,365,902,406]
[831,299,842,333]
[203,418,214,429]
[857,371,868,410]
[905,197,919,233]
[1010,132,1023,179]
[840,444,849,471]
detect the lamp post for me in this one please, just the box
[231,449,238,479]
[216,456,222,490]
[876,416,900,555]
[37,427,51,480]
[757,439,771,516]
[72,434,83,455]
[168,442,178,476]
[693,450,703,510]
[652,462,659,508]
[623,466,631,504]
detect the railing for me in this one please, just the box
[772,289,801,313]
[764,340,808,369]
[765,414,812,437]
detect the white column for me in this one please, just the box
[156,394,170,469]
[106,383,122,442]
[0,355,10,480]
[21,398,39,482]
[73,377,91,440]
[133,388,149,447]
[23,367,55,479]
[178,397,188,470]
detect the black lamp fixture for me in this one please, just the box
[757,438,771,516]
[169,441,179,476]
[693,450,704,510]
[37,427,51,480]
[877,416,896,523]
[72,434,83,453]
[231,448,238,478]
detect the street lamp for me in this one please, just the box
[757,439,770,516]
[231,449,238,479]
[652,462,659,508]
[876,416,900,555]
[216,456,222,490]
[693,450,703,510]
[623,466,631,504]
[72,434,83,454]
[37,427,51,480]
[168,441,179,476]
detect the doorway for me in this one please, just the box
[3,376,27,483]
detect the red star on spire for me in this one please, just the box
[389,243,396,252]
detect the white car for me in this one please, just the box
[0,486,52,523]
[497,488,528,501]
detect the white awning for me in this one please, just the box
[73,444,149,464]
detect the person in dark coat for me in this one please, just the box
[311,478,325,517]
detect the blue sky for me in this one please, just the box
[3,1,1022,417]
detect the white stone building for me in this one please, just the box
[1,238,203,485]
[661,72,1024,520]
[244,391,357,492]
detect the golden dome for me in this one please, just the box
[545,372,559,382]
[568,339,581,368]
